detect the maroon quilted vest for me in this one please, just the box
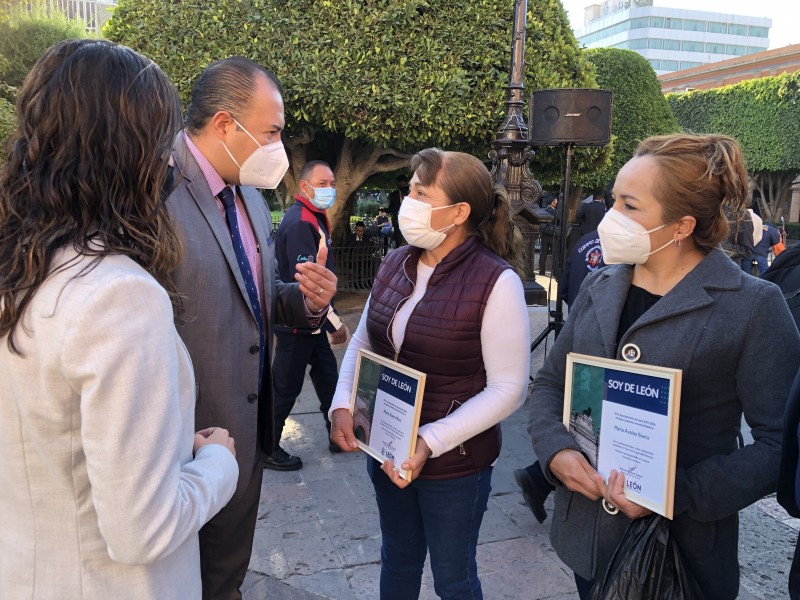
[367,236,511,480]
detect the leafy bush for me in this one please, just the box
[669,72,800,221]
[0,3,86,88]
[581,48,679,191]
[0,95,15,160]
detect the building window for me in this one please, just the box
[726,44,747,56]
[612,21,631,34]
[705,42,725,54]
[707,21,727,33]
[613,41,630,49]
[661,60,679,71]
[680,61,703,70]
[664,18,683,30]
[662,39,681,51]
[648,38,663,49]
[630,17,649,29]
[629,38,648,50]
[683,19,706,32]
[728,23,748,36]
[747,46,765,55]
[649,59,661,70]
[682,41,704,53]
[650,16,664,28]
[749,26,769,38]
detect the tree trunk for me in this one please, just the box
[752,171,797,223]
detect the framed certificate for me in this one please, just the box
[350,349,426,481]
[563,353,682,519]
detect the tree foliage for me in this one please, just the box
[106,0,599,231]
[581,48,679,192]
[668,72,800,222]
[0,96,14,161]
[0,1,87,89]
[0,1,88,158]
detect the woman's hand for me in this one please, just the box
[381,436,433,489]
[602,469,653,520]
[296,245,337,312]
[548,449,605,501]
[329,408,360,452]
[194,427,236,458]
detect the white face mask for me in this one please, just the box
[398,196,457,250]
[597,208,672,265]
[222,118,289,189]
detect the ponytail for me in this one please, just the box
[476,186,525,277]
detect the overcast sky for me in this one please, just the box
[559,0,799,49]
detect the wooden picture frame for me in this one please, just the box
[564,352,682,519]
[350,349,426,481]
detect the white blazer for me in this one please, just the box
[0,248,238,599]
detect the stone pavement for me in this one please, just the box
[243,280,799,599]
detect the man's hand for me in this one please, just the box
[329,325,348,346]
[296,245,337,311]
[330,408,360,452]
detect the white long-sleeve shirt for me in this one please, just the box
[331,260,531,459]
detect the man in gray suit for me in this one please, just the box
[167,57,337,600]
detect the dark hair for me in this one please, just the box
[299,160,332,181]
[0,39,183,353]
[409,148,524,275]
[184,56,283,134]
[396,174,408,184]
[355,221,366,228]
[633,134,750,254]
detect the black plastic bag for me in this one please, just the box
[589,514,705,600]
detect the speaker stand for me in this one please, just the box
[531,142,574,353]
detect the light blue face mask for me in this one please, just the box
[303,183,336,210]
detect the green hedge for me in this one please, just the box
[0,96,15,160]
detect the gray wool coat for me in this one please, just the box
[528,248,800,599]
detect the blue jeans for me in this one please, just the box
[755,253,769,276]
[367,457,492,600]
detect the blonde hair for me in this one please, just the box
[633,134,750,254]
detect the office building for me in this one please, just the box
[575,0,771,75]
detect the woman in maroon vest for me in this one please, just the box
[330,148,531,599]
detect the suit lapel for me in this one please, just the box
[172,134,258,325]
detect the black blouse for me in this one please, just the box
[615,284,663,349]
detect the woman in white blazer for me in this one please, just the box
[0,40,239,599]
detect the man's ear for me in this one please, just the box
[211,111,235,141]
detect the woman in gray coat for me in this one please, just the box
[528,133,800,599]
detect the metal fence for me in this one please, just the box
[331,238,388,291]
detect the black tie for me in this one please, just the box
[218,186,265,384]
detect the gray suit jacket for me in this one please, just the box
[168,133,309,497]
[528,248,800,598]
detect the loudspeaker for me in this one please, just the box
[529,88,613,146]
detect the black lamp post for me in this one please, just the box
[489,0,550,305]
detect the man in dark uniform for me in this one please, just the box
[575,192,607,236]
[269,160,347,470]
[386,174,408,248]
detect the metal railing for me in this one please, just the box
[331,238,387,291]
